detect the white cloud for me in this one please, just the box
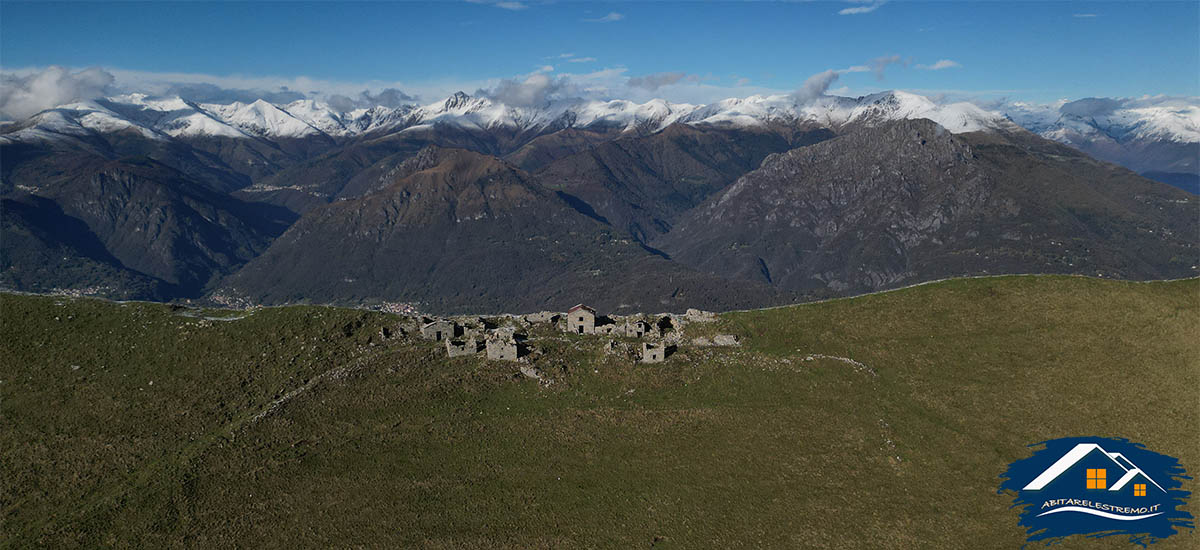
[0,66,115,119]
[583,12,624,23]
[792,70,840,103]
[326,88,418,112]
[479,72,572,107]
[467,0,529,10]
[1073,13,1098,18]
[0,65,459,111]
[569,57,597,63]
[627,72,699,91]
[13,62,1078,118]
[833,54,908,78]
[838,1,887,16]
[916,59,962,71]
[868,54,907,80]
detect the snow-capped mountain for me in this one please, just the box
[1002,97,1199,183]
[5,89,1196,149]
[1005,98,1200,145]
[4,84,1196,307]
[0,89,1015,147]
[3,88,1195,191]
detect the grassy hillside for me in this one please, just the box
[2,275,1197,548]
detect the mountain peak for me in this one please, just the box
[443,91,475,111]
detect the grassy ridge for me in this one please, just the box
[2,276,1197,548]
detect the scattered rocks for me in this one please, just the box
[523,311,560,324]
[712,334,740,346]
[802,353,877,376]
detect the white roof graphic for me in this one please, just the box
[1021,443,1166,493]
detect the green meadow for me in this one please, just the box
[2,275,1196,548]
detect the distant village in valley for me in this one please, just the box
[392,304,740,364]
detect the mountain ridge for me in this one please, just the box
[3,89,1196,311]
[6,88,1194,191]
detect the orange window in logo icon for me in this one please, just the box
[1086,468,1107,489]
[1134,483,1146,496]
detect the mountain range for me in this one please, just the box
[4,89,1196,186]
[2,89,1196,312]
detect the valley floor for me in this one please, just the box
[1,275,1197,548]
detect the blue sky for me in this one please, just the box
[1,1,1198,106]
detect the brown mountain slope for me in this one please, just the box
[531,123,808,243]
[654,119,1198,293]
[219,147,788,313]
[3,154,292,295]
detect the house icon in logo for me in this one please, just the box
[1022,443,1167,497]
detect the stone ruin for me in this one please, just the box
[415,304,723,365]
[524,311,560,324]
[485,335,518,361]
[417,317,523,362]
[641,342,665,363]
[566,304,596,334]
[419,318,455,341]
[446,336,482,357]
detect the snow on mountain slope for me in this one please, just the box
[4,89,1194,153]
[1113,104,1200,143]
[203,100,323,138]
[0,90,1005,145]
[568,98,698,131]
[998,97,1200,183]
[681,95,791,127]
[678,91,1010,133]
[103,94,249,139]
[1004,98,1200,145]
[284,99,351,136]
[0,100,164,145]
[838,91,1012,133]
[64,101,164,138]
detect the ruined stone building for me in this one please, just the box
[420,319,455,341]
[623,320,651,338]
[641,342,665,363]
[566,304,596,334]
[446,337,481,357]
[524,311,560,324]
[486,336,518,361]
[654,316,675,337]
[594,318,620,335]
